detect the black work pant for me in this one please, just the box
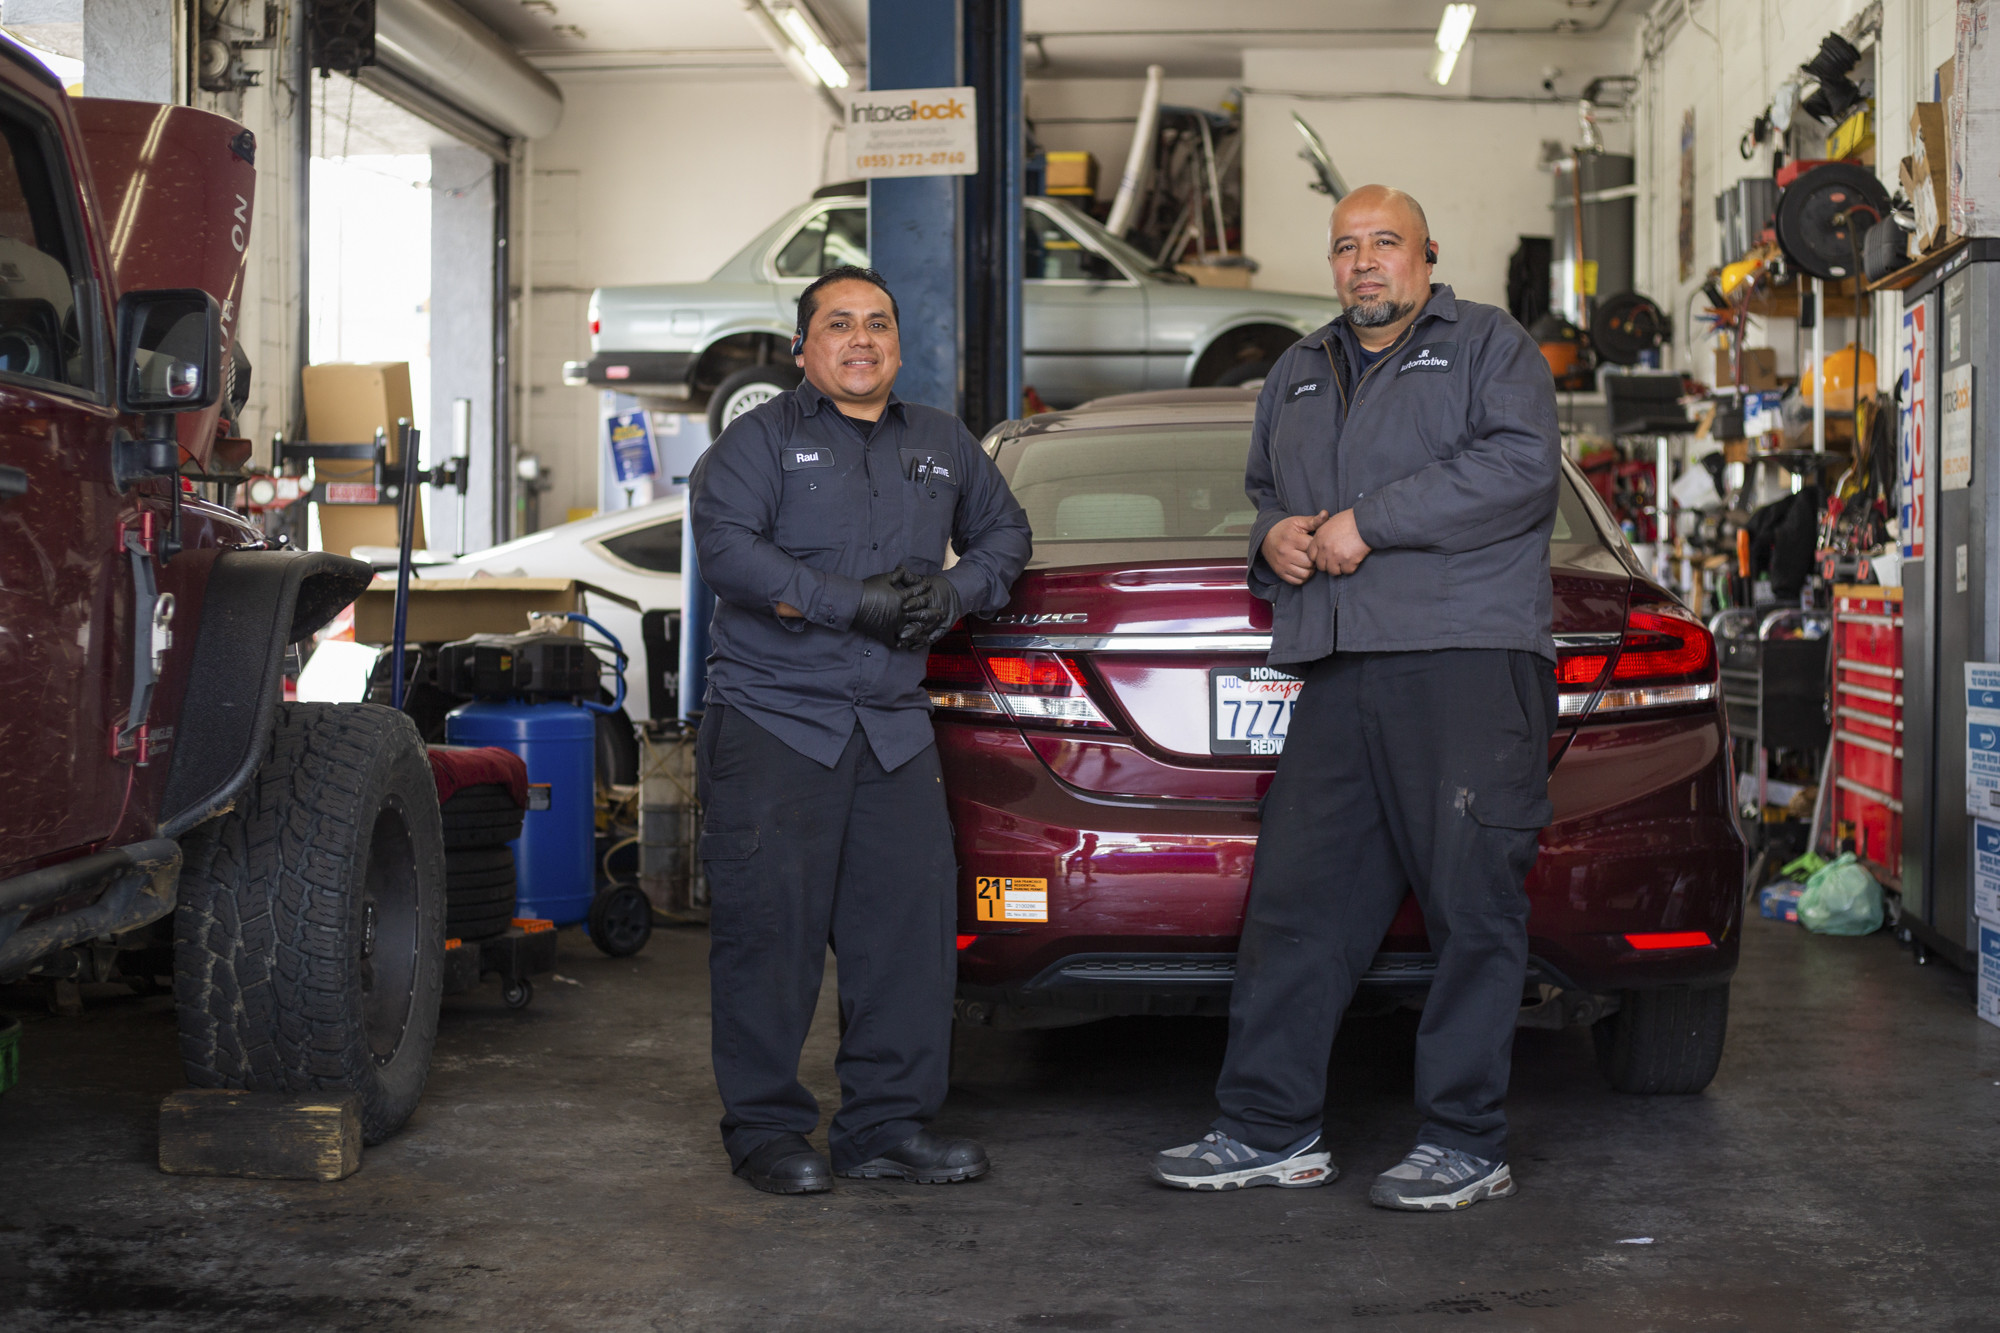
[696,704,957,1172]
[1213,649,1555,1161]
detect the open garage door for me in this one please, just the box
[304,0,564,555]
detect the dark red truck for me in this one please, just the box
[0,41,443,1141]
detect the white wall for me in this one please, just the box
[1241,45,1633,310]
[1630,0,1960,385]
[519,66,834,525]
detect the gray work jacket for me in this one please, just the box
[1244,285,1561,667]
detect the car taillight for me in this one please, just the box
[923,644,1004,719]
[1559,604,1718,719]
[1624,931,1714,950]
[980,651,1114,729]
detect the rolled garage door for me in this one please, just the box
[363,0,563,154]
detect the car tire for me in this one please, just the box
[173,702,446,1145]
[1214,358,1274,388]
[596,706,638,788]
[1593,983,1730,1095]
[707,363,803,440]
[446,846,515,876]
[442,787,524,817]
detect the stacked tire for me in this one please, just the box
[441,784,524,942]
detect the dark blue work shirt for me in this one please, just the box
[689,378,1032,769]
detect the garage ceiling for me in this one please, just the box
[456,0,1640,78]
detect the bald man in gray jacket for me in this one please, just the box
[1152,186,1561,1211]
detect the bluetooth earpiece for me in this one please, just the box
[791,327,805,357]
[1424,240,1438,265]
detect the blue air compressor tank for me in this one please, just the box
[445,700,596,925]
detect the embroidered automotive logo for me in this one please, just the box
[1397,341,1456,375]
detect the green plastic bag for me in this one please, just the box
[1796,852,1883,935]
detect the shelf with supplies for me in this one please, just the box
[1863,236,1980,294]
[1738,275,1864,321]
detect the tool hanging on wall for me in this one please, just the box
[1591,292,1672,366]
[1293,113,1348,201]
[1774,162,1889,280]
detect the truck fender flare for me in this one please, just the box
[158,549,373,839]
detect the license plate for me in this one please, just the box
[1209,667,1303,755]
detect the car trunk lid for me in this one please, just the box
[930,544,1635,802]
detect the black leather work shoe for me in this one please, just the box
[734,1133,833,1194]
[837,1129,989,1183]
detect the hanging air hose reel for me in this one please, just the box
[1774,162,1890,280]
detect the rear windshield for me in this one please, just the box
[997,426,1601,548]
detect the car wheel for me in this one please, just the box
[707,364,804,439]
[1592,983,1729,1095]
[174,702,446,1145]
[1214,358,1274,388]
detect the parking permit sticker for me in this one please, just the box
[975,876,1047,922]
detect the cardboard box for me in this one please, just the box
[1715,346,1779,391]
[351,576,639,645]
[317,503,424,560]
[1901,152,1947,256]
[302,362,415,459]
[1979,922,2000,1030]
[1044,150,1097,196]
[302,362,423,556]
[1901,105,1952,252]
[1174,261,1255,288]
[1949,1,2000,239]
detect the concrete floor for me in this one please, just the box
[2,914,1997,1332]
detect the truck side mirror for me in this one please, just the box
[115,288,222,414]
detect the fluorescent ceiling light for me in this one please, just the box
[748,1,849,91]
[1429,3,1476,86]
[774,6,849,89]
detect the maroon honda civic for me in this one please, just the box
[926,390,1745,1095]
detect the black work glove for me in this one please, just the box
[851,565,921,646]
[896,573,962,651]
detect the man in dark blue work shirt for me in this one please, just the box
[688,265,1031,1194]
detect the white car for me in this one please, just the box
[420,497,687,728]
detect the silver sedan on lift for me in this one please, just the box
[566,186,1340,436]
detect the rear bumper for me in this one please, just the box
[958,949,1595,1011]
[941,712,1746,1004]
[562,351,695,393]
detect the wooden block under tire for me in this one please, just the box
[158,1089,362,1181]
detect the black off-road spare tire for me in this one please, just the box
[174,703,446,1144]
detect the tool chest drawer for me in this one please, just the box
[1830,586,1903,883]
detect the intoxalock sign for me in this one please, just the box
[846,86,978,179]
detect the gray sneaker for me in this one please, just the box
[1151,1130,1335,1191]
[1368,1144,1515,1211]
